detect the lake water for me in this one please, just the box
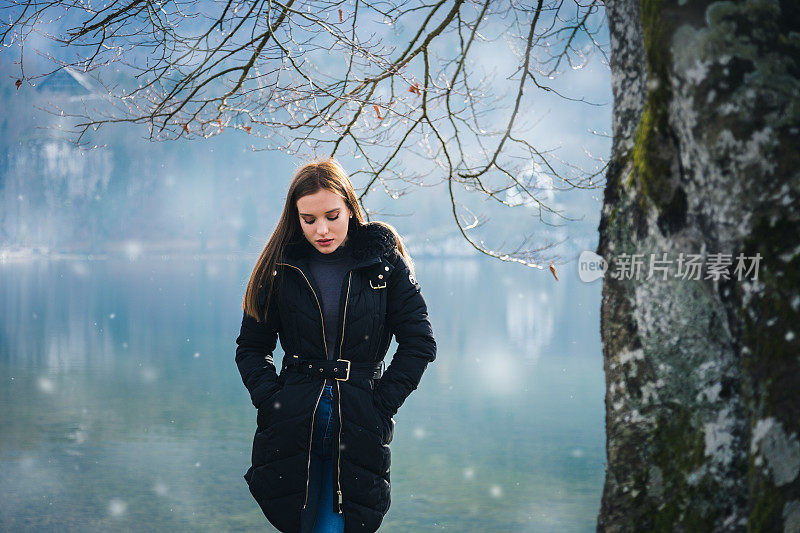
[0,254,605,531]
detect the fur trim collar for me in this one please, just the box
[284,221,397,262]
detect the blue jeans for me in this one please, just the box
[299,384,344,533]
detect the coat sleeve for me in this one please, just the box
[373,250,437,417]
[235,290,283,410]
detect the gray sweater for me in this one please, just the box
[307,238,356,385]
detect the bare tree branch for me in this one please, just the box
[1,0,608,268]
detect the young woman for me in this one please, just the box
[235,157,437,533]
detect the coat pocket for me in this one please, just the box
[256,385,286,430]
[371,389,395,445]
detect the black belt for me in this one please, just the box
[281,355,385,381]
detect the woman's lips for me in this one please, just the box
[317,239,333,246]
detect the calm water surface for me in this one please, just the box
[0,254,604,532]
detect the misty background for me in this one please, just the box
[0,40,608,262]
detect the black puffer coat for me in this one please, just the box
[235,221,437,532]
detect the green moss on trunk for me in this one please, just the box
[630,0,676,215]
[642,403,721,530]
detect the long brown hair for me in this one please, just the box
[243,156,414,322]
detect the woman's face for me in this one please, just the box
[296,188,353,253]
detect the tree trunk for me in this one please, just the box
[597,0,800,530]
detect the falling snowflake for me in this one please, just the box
[153,482,169,496]
[108,498,127,517]
[141,367,158,383]
[37,377,55,394]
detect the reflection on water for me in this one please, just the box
[0,255,604,531]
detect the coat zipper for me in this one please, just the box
[303,384,326,510]
[277,262,328,510]
[334,271,352,514]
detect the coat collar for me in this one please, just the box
[282,221,397,270]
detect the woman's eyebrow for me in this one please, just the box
[299,208,341,216]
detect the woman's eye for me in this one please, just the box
[303,215,339,224]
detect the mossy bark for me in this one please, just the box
[598,0,800,531]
